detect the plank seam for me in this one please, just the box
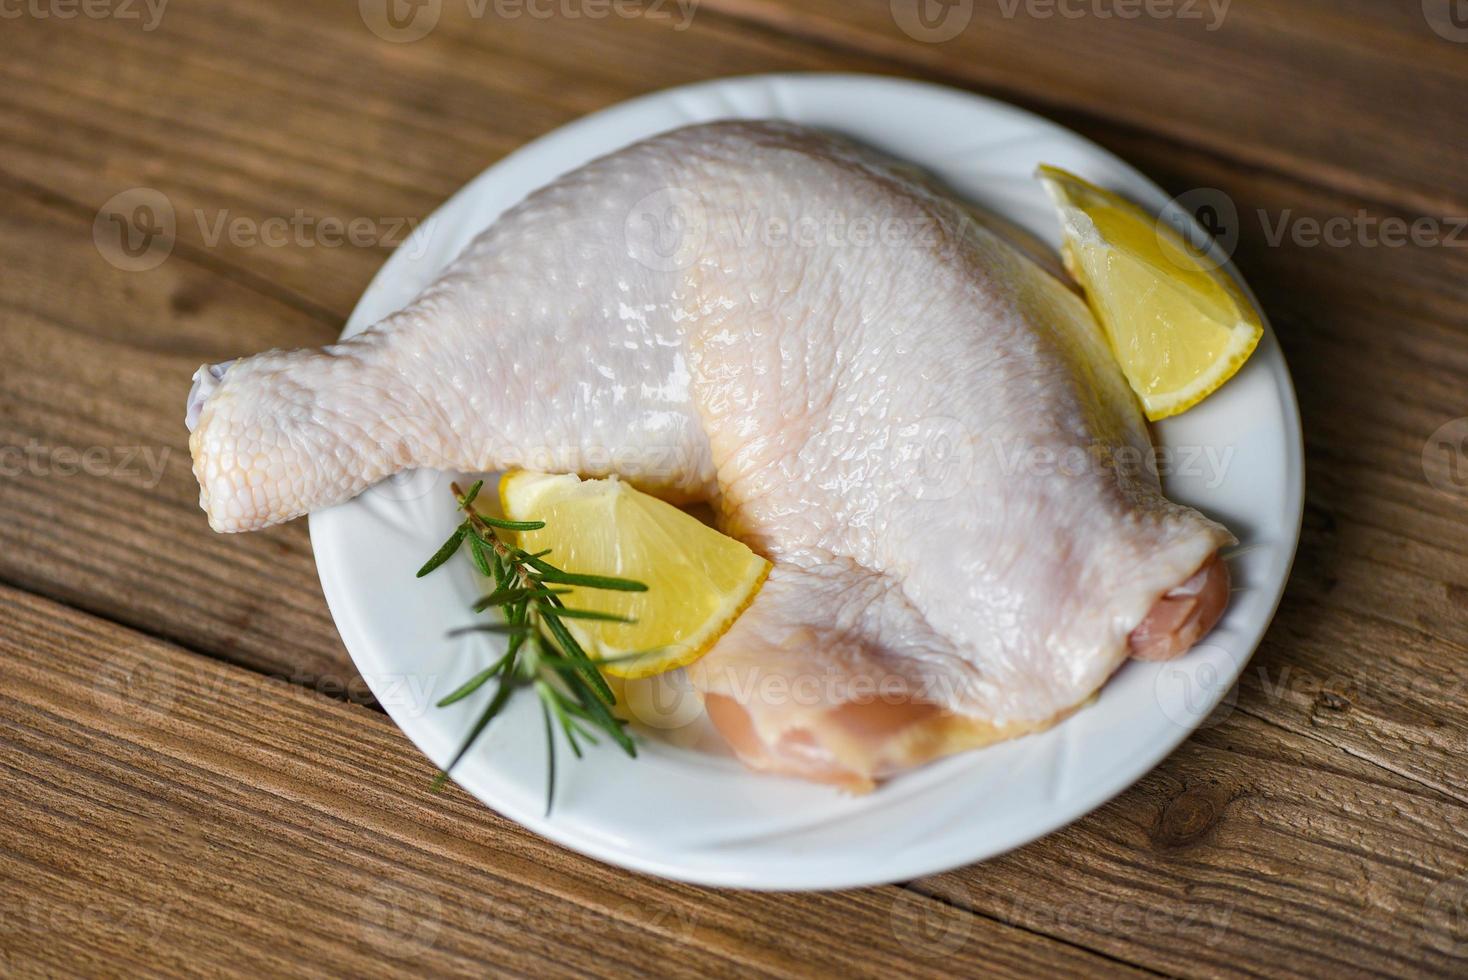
[900,880,1170,977]
[1235,703,1468,808]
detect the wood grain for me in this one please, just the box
[920,709,1468,977]
[0,184,352,686]
[700,0,1468,216]
[0,2,1466,977]
[0,585,1133,979]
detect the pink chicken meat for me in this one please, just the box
[187,121,1233,790]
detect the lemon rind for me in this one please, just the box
[498,470,771,679]
[1137,322,1262,421]
[601,555,770,680]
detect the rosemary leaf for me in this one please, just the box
[562,724,583,758]
[559,687,598,741]
[502,594,531,661]
[472,586,570,613]
[459,479,484,508]
[512,549,559,574]
[475,514,547,531]
[555,663,636,757]
[545,686,588,758]
[435,649,514,707]
[447,623,537,637]
[433,670,518,789]
[593,648,665,665]
[467,536,494,577]
[436,669,495,708]
[534,646,661,669]
[416,523,468,578]
[530,568,649,592]
[540,606,616,705]
[539,693,557,816]
[541,607,637,624]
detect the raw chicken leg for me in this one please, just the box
[188,121,1233,789]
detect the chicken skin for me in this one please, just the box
[188,121,1232,788]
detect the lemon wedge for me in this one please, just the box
[499,471,770,679]
[1036,164,1263,421]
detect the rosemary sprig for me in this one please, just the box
[419,480,647,814]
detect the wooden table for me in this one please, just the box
[2,2,1465,976]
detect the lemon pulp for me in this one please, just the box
[1036,164,1263,421]
[499,471,770,679]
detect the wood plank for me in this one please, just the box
[0,585,1131,979]
[700,0,1468,216]
[915,710,1468,978]
[0,184,352,687]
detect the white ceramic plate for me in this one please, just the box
[310,73,1303,890]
